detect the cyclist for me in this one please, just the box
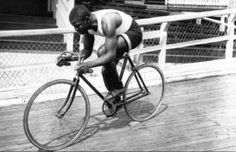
[69,5,143,103]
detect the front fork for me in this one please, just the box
[56,77,80,119]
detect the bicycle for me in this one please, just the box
[23,51,165,151]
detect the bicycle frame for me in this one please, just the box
[57,53,150,117]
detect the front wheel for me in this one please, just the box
[124,64,165,122]
[23,79,90,151]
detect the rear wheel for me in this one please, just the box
[23,79,90,151]
[124,64,165,121]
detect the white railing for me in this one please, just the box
[1,8,236,105]
[228,0,236,8]
[167,0,228,7]
[136,8,236,81]
[0,8,236,82]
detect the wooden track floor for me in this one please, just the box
[0,73,236,151]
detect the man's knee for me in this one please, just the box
[101,66,109,77]
[97,45,106,57]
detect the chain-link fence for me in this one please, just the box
[141,18,235,64]
[0,34,74,90]
[0,15,236,91]
[166,19,229,63]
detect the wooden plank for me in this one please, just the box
[0,74,236,151]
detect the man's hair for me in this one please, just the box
[69,5,90,23]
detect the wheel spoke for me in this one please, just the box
[23,80,90,151]
[124,64,165,121]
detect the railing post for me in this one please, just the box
[65,33,74,51]
[158,22,169,69]
[225,13,236,60]
[220,15,227,32]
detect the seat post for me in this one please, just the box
[119,53,129,80]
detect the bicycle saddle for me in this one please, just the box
[56,51,79,67]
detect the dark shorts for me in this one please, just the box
[119,20,143,50]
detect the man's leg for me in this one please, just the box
[102,61,123,92]
[97,36,129,93]
[97,48,124,92]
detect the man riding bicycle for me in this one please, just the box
[69,5,143,103]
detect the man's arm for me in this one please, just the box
[81,32,94,59]
[86,15,117,68]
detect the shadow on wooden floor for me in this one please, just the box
[0,74,236,151]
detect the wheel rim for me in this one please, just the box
[23,80,90,150]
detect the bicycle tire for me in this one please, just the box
[23,79,90,151]
[124,64,165,122]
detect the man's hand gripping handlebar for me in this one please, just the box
[56,51,93,74]
[56,51,79,67]
[75,55,93,74]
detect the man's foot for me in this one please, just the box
[105,88,125,104]
[105,88,124,99]
[112,88,125,96]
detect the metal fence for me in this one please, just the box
[0,10,236,92]
[167,0,228,6]
[0,34,75,90]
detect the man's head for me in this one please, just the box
[69,5,91,34]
